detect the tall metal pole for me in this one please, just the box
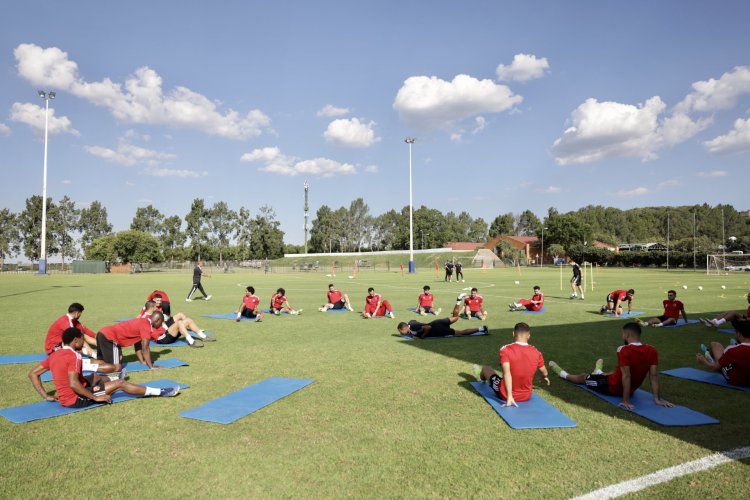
[721,207,726,259]
[303,181,309,254]
[405,138,416,273]
[666,212,670,271]
[38,90,55,275]
[540,226,546,267]
[693,211,696,271]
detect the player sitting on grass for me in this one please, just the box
[236,286,263,321]
[270,288,302,315]
[472,322,549,407]
[363,287,394,319]
[696,319,750,387]
[639,290,688,327]
[416,285,441,316]
[44,303,98,358]
[398,294,485,339]
[509,285,544,312]
[549,322,673,410]
[29,328,179,406]
[460,288,487,320]
[600,289,635,316]
[140,301,214,347]
[699,291,750,328]
[319,283,354,312]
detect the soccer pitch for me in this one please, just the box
[1,267,749,498]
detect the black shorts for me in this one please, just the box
[425,318,455,337]
[96,332,120,365]
[489,374,503,398]
[64,396,98,408]
[155,332,179,344]
[165,317,175,328]
[331,299,346,310]
[161,301,172,317]
[421,305,434,313]
[470,310,482,318]
[658,315,674,323]
[584,374,611,394]
[571,275,582,286]
[240,308,259,319]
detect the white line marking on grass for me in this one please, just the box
[571,446,750,500]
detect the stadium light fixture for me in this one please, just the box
[405,137,416,273]
[37,90,56,275]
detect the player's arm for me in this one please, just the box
[28,364,55,401]
[417,325,431,339]
[69,370,110,403]
[618,365,634,409]
[627,297,632,313]
[538,364,550,386]
[681,305,688,323]
[140,340,157,369]
[649,365,673,407]
[500,361,517,407]
[613,299,623,315]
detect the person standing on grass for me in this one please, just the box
[236,286,264,321]
[639,290,688,327]
[461,288,487,320]
[416,285,441,316]
[44,303,98,358]
[696,319,750,387]
[186,260,212,302]
[600,289,635,316]
[363,287,394,319]
[444,260,454,282]
[270,288,302,315]
[700,291,750,328]
[319,283,354,312]
[96,314,164,371]
[509,285,544,312]
[472,322,549,407]
[399,293,485,338]
[29,328,179,406]
[569,260,584,299]
[455,261,464,282]
[549,322,673,410]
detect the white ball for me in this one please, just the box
[721,285,726,289]
[682,285,688,290]
[514,280,520,285]
[698,286,703,291]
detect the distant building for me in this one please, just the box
[739,210,750,218]
[618,242,668,252]
[445,242,484,251]
[593,240,618,252]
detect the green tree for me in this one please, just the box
[206,201,237,264]
[547,243,565,261]
[249,206,285,259]
[347,198,372,251]
[468,217,488,242]
[130,205,164,235]
[543,214,592,250]
[0,208,21,267]
[159,215,186,265]
[112,230,162,264]
[489,213,515,236]
[516,210,541,236]
[53,195,80,268]
[235,207,253,259]
[18,195,58,262]
[185,198,209,261]
[309,205,339,253]
[79,201,113,248]
[372,209,407,251]
[84,234,117,261]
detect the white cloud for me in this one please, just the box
[9,102,79,136]
[241,147,357,177]
[696,170,728,178]
[124,129,150,141]
[450,132,463,143]
[472,116,486,134]
[317,104,349,117]
[676,66,750,113]
[14,43,271,140]
[539,186,561,193]
[84,142,176,166]
[612,187,649,198]
[496,53,550,82]
[658,179,680,188]
[323,118,380,147]
[62,179,72,185]
[0,123,10,135]
[364,165,379,173]
[144,166,207,178]
[393,74,522,130]
[704,118,750,154]
[125,181,135,187]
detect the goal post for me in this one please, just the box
[707,254,750,275]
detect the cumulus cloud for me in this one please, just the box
[676,66,750,113]
[612,187,649,198]
[84,142,176,167]
[9,102,79,136]
[241,146,358,177]
[14,43,271,139]
[144,166,207,178]
[323,118,380,147]
[496,53,550,82]
[364,165,379,173]
[472,116,487,134]
[539,186,561,193]
[317,104,349,117]
[696,170,728,177]
[394,74,522,130]
[0,123,10,135]
[703,118,750,154]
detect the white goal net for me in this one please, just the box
[707,254,750,274]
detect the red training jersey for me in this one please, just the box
[464,295,483,312]
[609,290,630,303]
[498,342,545,402]
[99,318,154,347]
[271,293,287,309]
[147,289,170,303]
[608,343,658,396]
[44,314,96,354]
[243,295,260,310]
[365,294,381,307]
[41,346,86,407]
[327,290,343,304]
[418,293,434,307]
[719,343,750,387]
[662,299,684,320]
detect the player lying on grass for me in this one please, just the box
[699,291,750,328]
[44,303,98,358]
[319,283,354,312]
[509,285,544,312]
[460,288,487,320]
[397,294,486,338]
[270,288,302,315]
[639,290,688,327]
[600,289,635,316]
[147,290,172,317]
[569,259,584,299]
[236,286,264,321]
[29,328,179,406]
[696,319,750,387]
[549,322,673,410]
[140,301,214,348]
[472,322,549,407]
[363,287,394,319]
[415,285,441,316]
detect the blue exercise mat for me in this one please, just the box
[150,332,214,347]
[459,315,482,321]
[0,379,188,424]
[662,367,750,392]
[261,308,290,316]
[718,329,736,335]
[606,311,644,318]
[203,313,261,321]
[323,308,349,313]
[180,377,314,424]
[574,384,719,426]
[470,382,576,429]
[40,358,188,382]
[400,331,488,341]
[522,306,545,315]
[406,308,442,315]
[661,319,701,328]
[0,354,47,365]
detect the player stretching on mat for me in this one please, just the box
[96,313,165,372]
[236,286,264,321]
[696,319,750,387]
[398,293,485,338]
[569,260,584,300]
[549,322,673,410]
[416,285,441,316]
[147,290,172,316]
[460,288,487,320]
[141,301,214,347]
[509,285,544,312]
[639,290,688,327]
[363,287,394,319]
[600,289,635,316]
[29,328,179,406]
[472,322,549,407]
[270,288,302,315]
[44,303,98,358]
[319,284,354,312]
[699,291,750,328]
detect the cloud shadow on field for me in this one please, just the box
[0,285,82,299]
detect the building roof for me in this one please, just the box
[445,242,483,251]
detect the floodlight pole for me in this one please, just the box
[303,181,309,254]
[38,90,55,275]
[540,226,547,267]
[405,137,416,273]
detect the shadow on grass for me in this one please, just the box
[0,285,82,299]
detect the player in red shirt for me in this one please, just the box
[236,286,264,321]
[600,289,635,316]
[549,322,673,410]
[44,303,98,357]
[319,283,353,312]
[363,287,394,319]
[28,328,179,406]
[416,285,441,316]
[147,290,172,316]
[269,288,302,315]
[461,288,487,320]
[140,301,213,347]
[640,290,688,327]
[696,319,750,387]
[398,293,486,338]
[472,322,550,406]
[700,291,750,328]
[509,285,544,312]
[96,313,164,371]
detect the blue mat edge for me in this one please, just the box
[470,381,576,429]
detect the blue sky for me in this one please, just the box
[2,1,750,246]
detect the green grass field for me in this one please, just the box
[1,267,749,499]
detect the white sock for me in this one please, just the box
[144,387,160,396]
[236,312,241,318]
[185,334,195,345]
[559,370,569,379]
[715,319,726,326]
[657,323,663,327]
[592,369,603,375]
[514,303,522,308]
[195,331,207,339]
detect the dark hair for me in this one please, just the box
[396,322,408,330]
[246,286,255,294]
[533,285,541,290]
[731,319,750,339]
[627,289,635,295]
[622,322,642,336]
[144,300,156,310]
[513,322,531,335]
[68,303,84,314]
[277,288,286,296]
[150,311,164,323]
[423,285,430,291]
[368,287,375,293]
[153,293,162,299]
[471,287,478,292]
[62,327,82,344]
[667,290,676,295]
